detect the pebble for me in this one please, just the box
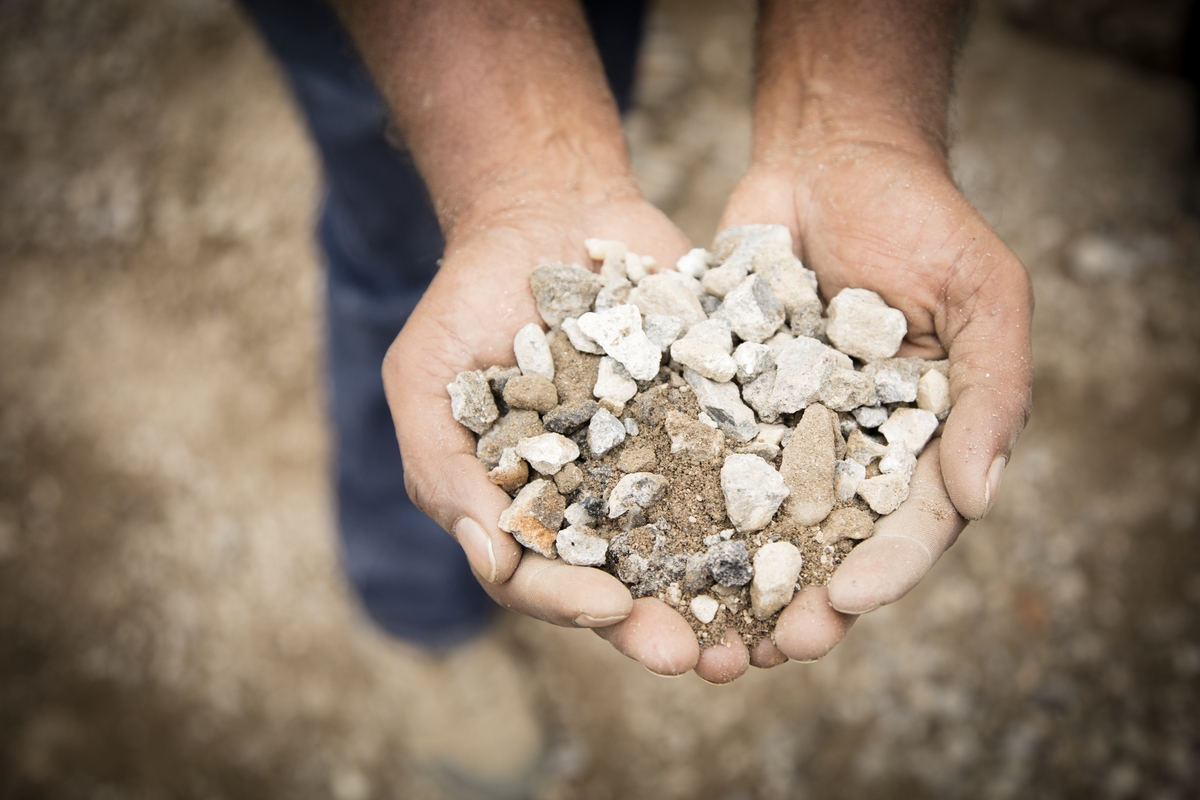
[564,502,595,527]
[879,442,917,481]
[833,458,867,502]
[733,342,772,383]
[857,472,910,515]
[707,539,754,587]
[665,409,724,463]
[587,408,627,456]
[819,506,874,542]
[630,273,707,328]
[878,407,939,454]
[718,275,786,343]
[607,472,669,519]
[682,368,759,442]
[864,358,921,404]
[853,404,889,429]
[684,553,713,592]
[720,454,790,533]
[780,403,838,526]
[542,399,599,435]
[513,323,556,381]
[844,428,887,466]
[593,356,638,404]
[670,319,737,382]
[825,288,908,361]
[476,409,545,468]
[701,262,749,299]
[488,448,530,493]
[515,433,580,475]
[770,337,850,414]
[577,304,661,381]
[498,479,565,558]
[643,314,685,352]
[561,316,605,354]
[447,370,500,435]
[623,417,639,436]
[690,594,720,624]
[616,446,657,474]
[594,277,632,311]
[750,541,804,620]
[917,368,951,418]
[623,251,649,284]
[756,423,790,448]
[502,373,559,412]
[530,262,605,327]
[556,525,609,567]
[676,248,711,278]
[818,367,877,412]
[554,462,584,494]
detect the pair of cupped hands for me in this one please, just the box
[383,140,1033,684]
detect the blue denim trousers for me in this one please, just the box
[239,0,646,648]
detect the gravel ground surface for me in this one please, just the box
[1,1,1198,798]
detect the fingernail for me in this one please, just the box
[454,518,497,583]
[983,456,1007,517]
[574,613,628,628]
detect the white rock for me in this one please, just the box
[750,541,804,620]
[587,408,627,456]
[624,417,639,436]
[683,368,759,442]
[770,337,851,414]
[670,319,737,382]
[879,442,917,482]
[556,525,609,566]
[584,238,626,263]
[818,368,877,412]
[701,262,748,299]
[577,304,661,381]
[878,407,939,455]
[718,274,787,343]
[515,433,580,475]
[594,277,631,311]
[857,472,911,515]
[853,405,889,429]
[593,356,638,404]
[561,317,604,354]
[513,323,555,381]
[721,454,790,533]
[624,251,648,284]
[697,411,719,429]
[564,502,595,527]
[644,314,685,352]
[865,358,921,404]
[833,458,867,502]
[607,472,669,519]
[447,370,500,435]
[712,224,792,270]
[690,594,719,624]
[630,273,707,328]
[676,248,711,278]
[734,342,772,383]
[752,242,820,322]
[825,288,907,361]
[917,368,951,418]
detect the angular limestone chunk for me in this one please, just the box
[561,317,605,355]
[564,502,595,527]
[720,454,790,533]
[741,364,779,423]
[879,441,917,482]
[734,342,772,383]
[717,274,786,343]
[844,428,887,467]
[515,433,580,475]
[623,417,639,436]
[751,541,804,619]
[630,273,707,328]
[593,356,638,404]
[530,262,605,327]
[676,248,712,279]
[864,358,921,404]
[770,337,851,414]
[644,314,685,352]
[488,447,529,493]
[853,405,889,429]
[752,242,821,323]
[682,368,759,442]
[577,304,661,381]
[665,410,724,463]
[690,594,719,624]
[825,288,908,361]
[857,472,910,515]
[623,251,649,284]
[584,238,626,264]
[513,323,555,381]
[879,407,939,455]
[780,403,838,526]
[556,525,608,566]
[502,373,559,413]
[818,368,877,412]
[701,262,749,299]
[917,368,951,418]
[607,472,669,519]
[542,399,599,435]
[819,506,875,542]
[498,479,565,557]
[833,458,867,502]
[594,277,632,311]
[447,370,500,435]
[670,318,737,382]
[756,423,790,448]
[587,408,627,457]
[476,409,545,469]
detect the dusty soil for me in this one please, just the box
[2,0,1199,798]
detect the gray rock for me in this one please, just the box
[789,299,825,339]
[502,373,559,412]
[857,472,910,515]
[818,368,877,412]
[664,410,724,463]
[587,408,627,456]
[617,552,650,585]
[770,337,851,414]
[917,368,951,418]
[530,262,604,326]
[734,342,772,382]
[699,294,722,316]
[594,277,632,311]
[476,409,545,468]
[447,370,500,435]
[498,479,565,557]
[707,540,753,587]
[833,458,867,502]
[844,428,887,466]
[682,368,759,442]
[670,319,737,382]
[515,433,580,475]
[752,242,821,325]
[735,441,780,462]
[879,442,917,482]
[718,275,786,343]
[593,356,638,404]
[684,553,714,593]
[825,288,907,361]
[879,407,939,455]
[853,404,889,429]
[863,358,921,404]
[561,317,605,354]
[513,323,555,381]
[607,472,669,519]
[780,404,838,526]
[741,364,779,422]
[750,541,804,619]
[542,399,599,434]
[720,454,790,533]
[629,273,707,328]
[701,262,749,299]
[643,314,685,352]
[553,462,584,494]
[623,417,639,436]
[690,594,720,624]
[577,304,661,381]
[556,525,609,566]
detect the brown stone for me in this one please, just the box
[780,403,837,526]
[502,373,559,412]
[487,448,529,493]
[498,479,565,558]
[616,445,657,474]
[819,506,874,543]
[664,410,724,464]
[476,410,545,469]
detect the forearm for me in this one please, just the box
[331,0,635,234]
[752,0,969,162]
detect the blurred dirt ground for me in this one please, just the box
[1,1,1199,798]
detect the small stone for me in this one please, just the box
[854,405,889,429]
[833,458,867,502]
[697,411,718,428]
[690,594,719,624]
[644,314,685,352]
[554,462,584,494]
[707,540,753,587]
[584,238,626,264]
[676,248,712,278]
[879,408,939,455]
[756,423,789,448]
[820,507,875,542]
[684,553,713,593]
[845,428,887,466]
[587,408,627,456]
[857,472,910,514]
[736,441,780,462]
[598,398,626,417]
[670,319,737,382]
[917,368,952,418]
[594,277,632,311]
[771,337,850,414]
[699,294,722,316]
[593,356,638,404]
[607,472,669,519]
[780,404,838,526]
[741,365,779,422]
[703,533,722,547]
[513,323,555,381]
[683,368,759,442]
[476,410,545,468]
[623,251,649,284]
[618,552,650,584]
[484,365,523,398]
[561,317,605,355]
[701,262,748,299]
[712,224,792,268]
[488,448,530,493]
[921,359,951,379]
[624,417,639,436]
[864,358,921,404]
[734,342,772,382]
[542,399,599,434]
[515,433,580,475]
[718,274,786,343]
[630,274,707,328]
[819,368,877,412]
[530,262,604,326]
[498,479,565,557]
[721,454,790,533]
[839,416,858,439]
[502,373,559,412]
[879,442,917,481]
[577,304,661,381]
[789,299,825,339]
[750,541,804,620]
[556,525,609,566]
[564,502,595,527]
[752,242,821,326]
[825,288,908,361]
[448,370,500,435]
[665,410,724,463]
[616,445,656,474]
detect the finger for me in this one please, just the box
[480,551,633,627]
[593,598,701,676]
[695,628,750,684]
[749,636,789,669]
[773,585,856,662]
[939,241,1034,519]
[827,439,968,614]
